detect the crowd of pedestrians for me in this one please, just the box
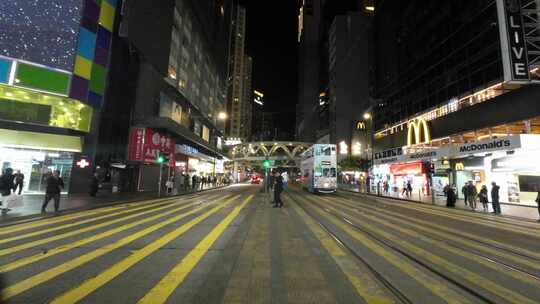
[445,181,503,214]
[165,173,229,195]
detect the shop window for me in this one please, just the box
[0,84,92,132]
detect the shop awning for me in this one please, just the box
[0,128,82,152]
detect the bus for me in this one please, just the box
[300,144,337,193]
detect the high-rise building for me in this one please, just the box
[370,0,540,206]
[242,55,253,140]
[0,1,118,193]
[95,0,232,192]
[226,5,247,141]
[252,90,265,140]
[296,0,325,142]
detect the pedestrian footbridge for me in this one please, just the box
[229,141,312,167]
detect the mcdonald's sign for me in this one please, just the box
[455,162,465,171]
[407,118,431,146]
[356,121,366,130]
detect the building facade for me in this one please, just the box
[370,0,540,207]
[241,55,253,140]
[0,0,118,193]
[95,0,232,192]
[226,5,248,141]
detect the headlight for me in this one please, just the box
[324,183,329,188]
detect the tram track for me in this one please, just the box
[332,191,540,264]
[285,192,413,304]
[317,195,540,285]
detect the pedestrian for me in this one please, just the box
[406,181,413,198]
[267,172,274,193]
[282,171,289,189]
[14,170,24,195]
[165,177,174,195]
[192,174,197,190]
[41,170,64,213]
[177,173,184,193]
[202,175,207,189]
[467,181,477,211]
[478,185,489,212]
[462,184,468,206]
[383,181,389,194]
[535,186,540,222]
[273,171,284,208]
[0,168,15,212]
[446,184,456,207]
[491,182,501,214]
[89,172,99,197]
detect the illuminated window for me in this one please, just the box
[0,84,92,132]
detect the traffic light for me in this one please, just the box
[157,152,169,164]
[262,159,270,169]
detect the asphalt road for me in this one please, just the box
[1,183,539,304]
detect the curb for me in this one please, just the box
[0,185,229,228]
[338,188,540,223]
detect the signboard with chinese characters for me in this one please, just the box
[128,128,175,166]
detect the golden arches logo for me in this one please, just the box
[356,121,366,130]
[455,162,465,171]
[407,118,431,146]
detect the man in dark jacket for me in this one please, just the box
[89,172,99,197]
[14,170,24,195]
[42,170,64,213]
[0,168,15,211]
[491,182,501,214]
[273,171,284,208]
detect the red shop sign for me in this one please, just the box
[390,162,424,176]
[128,128,175,166]
[128,128,145,161]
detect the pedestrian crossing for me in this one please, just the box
[0,190,255,303]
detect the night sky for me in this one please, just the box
[0,0,83,71]
[240,0,299,138]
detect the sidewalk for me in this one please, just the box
[0,184,226,223]
[339,184,540,221]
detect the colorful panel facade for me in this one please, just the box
[15,63,71,95]
[70,0,117,108]
[0,58,11,84]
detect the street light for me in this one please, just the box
[363,112,372,120]
[218,112,228,120]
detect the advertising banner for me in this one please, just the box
[129,128,175,166]
[454,135,521,157]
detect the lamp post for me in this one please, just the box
[363,111,374,194]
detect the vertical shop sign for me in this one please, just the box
[496,0,530,83]
[128,128,145,161]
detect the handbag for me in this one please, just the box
[5,194,24,208]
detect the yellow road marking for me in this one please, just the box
[0,195,224,274]
[0,197,171,236]
[0,198,183,244]
[315,198,539,304]
[323,196,540,269]
[0,195,237,302]
[48,195,242,304]
[137,195,254,304]
[294,194,473,304]
[290,197,395,304]
[0,195,217,257]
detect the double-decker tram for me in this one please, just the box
[300,144,337,193]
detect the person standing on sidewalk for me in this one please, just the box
[478,185,489,212]
[272,171,284,208]
[42,170,64,213]
[14,170,24,195]
[89,172,99,197]
[445,184,456,208]
[535,187,540,221]
[0,168,15,212]
[491,182,501,214]
[461,184,468,206]
[467,181,477,211]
